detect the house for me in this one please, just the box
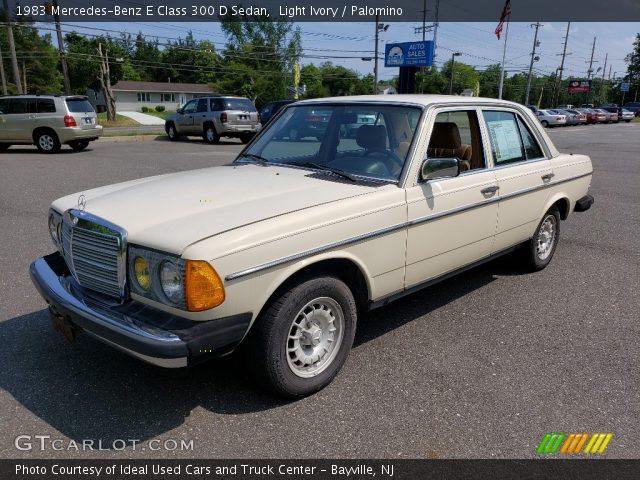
[110,81,214,111]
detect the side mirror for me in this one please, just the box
[176,108,183,114]
[420,157,460,182]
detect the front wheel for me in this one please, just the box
[166,123,180,141]
[520,206,561,271]
[541,120,549,128]
[246,276,357,398]
[35,130,61,153]
[203,124,219,144]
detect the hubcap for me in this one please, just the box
[39,135,54,151]
[207,128,215,141]
[169,127,175,138]
[536,215,556,260]
[286,297,344,378]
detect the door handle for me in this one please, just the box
[29,115,38,119]
[481,185,499,195]
[541,173,555,182]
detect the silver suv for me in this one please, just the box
[0,95,102,153]
[165,96,261,144]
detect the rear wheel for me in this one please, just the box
[203,124,219,144]
[69,140,89,151]
[541,120,549,128]
[240,133,253,144]
[520,206,561,272]
[246,276,357,398]
[35,130,61,153]
[166,122,180,141]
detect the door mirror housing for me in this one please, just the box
[420,157,460,182]
[176,108,184,114]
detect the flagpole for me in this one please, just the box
[498,13,510,99]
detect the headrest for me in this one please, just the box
[429,122,462,149]
[356,124,387,150]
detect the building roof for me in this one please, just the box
[111,81,213,93]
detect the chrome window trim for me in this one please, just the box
[62,209,128,300]
[225,171,592,282]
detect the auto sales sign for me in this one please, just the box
[385,41,434,68]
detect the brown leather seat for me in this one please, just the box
[427,122,472,171]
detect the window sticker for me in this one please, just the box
[486,119,522,163]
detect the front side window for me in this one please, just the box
[241,104,422,182]
[0,99,9,114]
[428,110,486,172]
[8,99,30,114]
[196,98,208,113]
[182,100,197,114]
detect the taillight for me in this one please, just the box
[557,117,562,121]
[220,112,227,123]
[64,115,77,127]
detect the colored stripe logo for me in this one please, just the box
[537,433,613,455]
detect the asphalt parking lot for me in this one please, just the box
[0,123,638,459]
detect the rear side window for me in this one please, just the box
[223,99,256,111]
[8,99,30,114]
[483,110,543,165]
[37,99,56,113]
[65,99,94,113]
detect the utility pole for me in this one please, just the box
[51,0,71,94]
[2,0,23,94]
[374,14,379,94]
[586,37,596,104]
[0,43,7,95]
[22,60,26,93]
[498,11,511,99]
[449,52,462,95]
[600,52,608,101]
[524,22,541,105]
[554,21,571,106]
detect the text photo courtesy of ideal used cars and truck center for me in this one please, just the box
[0,0,639,478]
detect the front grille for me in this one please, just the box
[61,210,126,299]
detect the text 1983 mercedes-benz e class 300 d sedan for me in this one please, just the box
[31,95,594,397]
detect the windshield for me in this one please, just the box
[223,99,256,111]
[240,104,422,182]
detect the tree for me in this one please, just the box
[441,60,479,95]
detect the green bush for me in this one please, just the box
[141,106,149,113]
[155,105,165,112]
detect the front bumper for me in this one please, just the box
[29,252,251,368]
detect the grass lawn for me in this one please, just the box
[139,110,174,120]
[97,112,140,128]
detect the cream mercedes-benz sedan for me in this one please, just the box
[30,95,594,397]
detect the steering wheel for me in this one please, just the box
[364,148,404,169]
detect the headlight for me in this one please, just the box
[133,256,151,291]
[48,210,62,249]
[128,246,225,311]
[159,260,183,304]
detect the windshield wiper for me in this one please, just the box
[287,161,357,183]
[237,153,270,166]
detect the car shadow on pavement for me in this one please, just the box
[0,256,521,446]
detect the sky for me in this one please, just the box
[44,20,639,82]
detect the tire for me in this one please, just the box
[69,140,89,151]
[166,122,180,141]
[246,276,357,398]
[240,133,253,144]
[203,124,219,144]
[541,120,549,128]
[0,144,10,152]
[520,206,561,272]
[35,130,61,153]
[625,120,631,123]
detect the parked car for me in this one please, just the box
[30,95,594,398]
[259,100,295,125]
[165,96,261,144]
[576,108,599,124]
[276,108,332,141]
[536,109,567,127]
[564,109,587,124]
[623,102,640,117]
[0,95,102,153]
[599,106,622,123]
[590,109,608,123]
[525,105,539,114]
[551,109,579,126]
[557,104,576,110]
[620,109,635,123]
[596,108,619,123]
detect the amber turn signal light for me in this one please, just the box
[185,260,225,311]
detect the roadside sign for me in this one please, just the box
[568,80,591,93]
[385,41,434,68]
[620,83,630,92]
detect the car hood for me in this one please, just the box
[51,164,379,254]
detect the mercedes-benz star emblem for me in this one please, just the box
[77,194,86,211]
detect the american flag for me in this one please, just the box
[495,0,511,40]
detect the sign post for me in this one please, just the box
[385,41,434,94]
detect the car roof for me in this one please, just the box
[295,94,525,108]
